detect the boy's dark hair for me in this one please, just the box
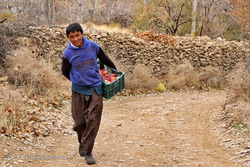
[66,23,83,37]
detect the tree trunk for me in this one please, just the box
[191,0,198,37]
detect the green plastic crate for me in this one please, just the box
[98,61,125,99]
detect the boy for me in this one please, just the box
[61,23,116,165]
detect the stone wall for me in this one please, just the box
[12,26,249,77]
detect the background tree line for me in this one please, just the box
[0,0,249,41]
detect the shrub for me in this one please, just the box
[223,61,250,133]
[226,62,250,102]
[166,61,199,90]
[6,47,62,97]
[231,102,250,130]
[125,64,159,90]
[199,66,226,89]
[0,87,29,135]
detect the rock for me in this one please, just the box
[124,141,134,144]
[0,76,8,82]
[17,160,24,163]
[200,58,210,67]
[101,32,108,38]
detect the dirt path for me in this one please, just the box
[1,91,249,166]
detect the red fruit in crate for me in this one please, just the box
[110,76,116,82]
[110,73,116,77]
[104,80,110,83]
[102,75,107,80]
[99,70,103,75]
[102,69,108,74]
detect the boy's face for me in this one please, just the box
[68,31,83,47]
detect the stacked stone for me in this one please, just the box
[12,26,248,77]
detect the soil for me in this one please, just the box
[1,91,249,167]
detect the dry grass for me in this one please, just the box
[0,19,30,67]
[6,47,63,98]
[166,61,199,90]
[125,64,159,90]
[223,100,250,136]
[231,102,250,130]
[223,61,250,133]
[0,87,29,135]
[84,21,132,34]
[1,47,69,136]
[199,66,226,89]
[226,62,250,102]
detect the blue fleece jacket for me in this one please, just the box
[63,37,102,87]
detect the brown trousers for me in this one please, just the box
[71,90,103,154]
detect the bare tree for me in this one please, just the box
[161,0,192,34]
[198,0,216,36]
[1,0,136,25]
[134,0,192,34]
[197,0,237,38]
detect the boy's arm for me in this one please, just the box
[97,48,117,70]
[61,57,71,80]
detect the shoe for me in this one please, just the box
[79,144,85,157]
[85,153,96,165]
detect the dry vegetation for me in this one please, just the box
[0,87,28,135]
[0,19,30,67]
[199,66,226,89]
[223,62,250,134]
[227,62,250,102]
[125,64,159,90]
[6,47,63,97]
[0,46,69,137]
[85,21,132,34]
[166,61,200,90]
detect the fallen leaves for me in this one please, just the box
[134,31,175,46]
[0,89,73,142]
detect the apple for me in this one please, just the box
[102,69,108,74]
[99,70,103,75]
[99,69,118,83]
[110,76,116,82]
[110,73,116,77]
[104,80,110,83]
